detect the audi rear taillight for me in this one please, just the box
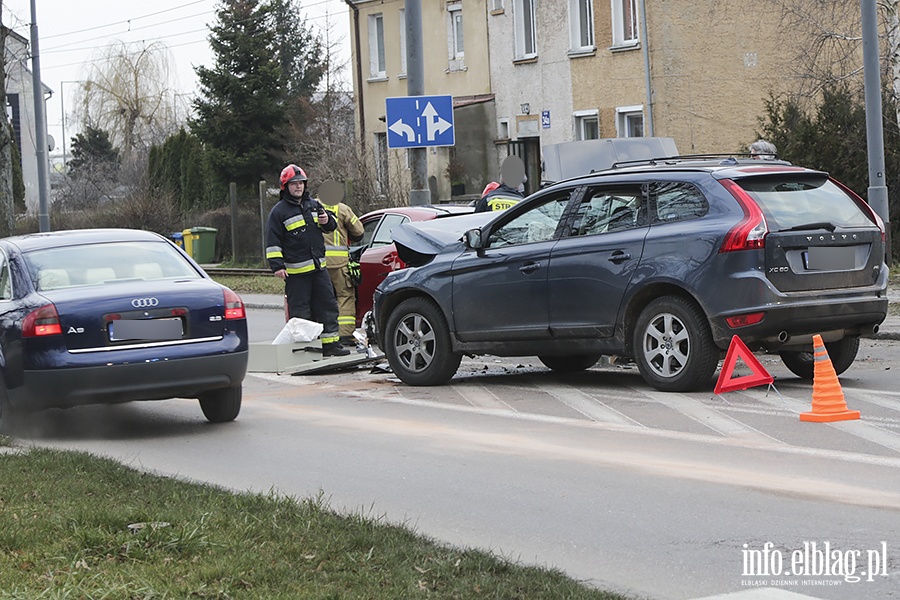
[23,304,62,337]
[718,178,768,253]
[223,288,245,320]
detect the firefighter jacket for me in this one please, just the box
[321,201,365,269]
[474,183,525,212]
[266,192,337,275]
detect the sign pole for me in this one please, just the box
[405,0,429,206]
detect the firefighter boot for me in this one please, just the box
[322,342,351,357]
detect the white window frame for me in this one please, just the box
[569,0,594,53]
[514,0,537,59]
[490,0,504,13]
[574,109,599,140]
[610,0,639,48]
[368,13,386,79]
[398,8,407,76]
[447,3,465,70]
[616,105,644,138]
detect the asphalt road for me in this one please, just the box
[9,307,900,600]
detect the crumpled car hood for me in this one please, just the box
[392,212,495,267]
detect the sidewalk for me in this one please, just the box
[239,288,900,341]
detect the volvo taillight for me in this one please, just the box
[223,288,245,320]
[23,304,62,337]
[718,178,768,253]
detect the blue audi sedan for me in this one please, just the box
[0,228,248,429]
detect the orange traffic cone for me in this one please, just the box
[800,334,860,422]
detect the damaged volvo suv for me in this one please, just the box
[373,156,888,392]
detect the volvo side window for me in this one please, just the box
[652,182,709,222]
[0,251,11,300]
[488,189,577,248]
[570,186,643,236]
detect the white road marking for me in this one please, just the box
[644,390,782,444]
[531,382,644,427]
[452,383,515,411]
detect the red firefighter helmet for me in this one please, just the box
[481,181,500,197]
[280,164,308,190]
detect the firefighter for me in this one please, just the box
[318,179,365,346]
[475,155,526,212]
[266,165,350,357]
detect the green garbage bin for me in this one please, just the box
[189,227,218,264]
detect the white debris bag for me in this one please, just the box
[272,318,323,344]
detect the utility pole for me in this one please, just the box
[405,0,429,206]
[29,0,51,232]
[860,0,891,264]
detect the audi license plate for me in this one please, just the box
[109,318,183,341]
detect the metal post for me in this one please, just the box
[860,0,891,263]
[259,180,267,264]
[230,182,238,262]
[405,0,429,206]
[29,0,50,231]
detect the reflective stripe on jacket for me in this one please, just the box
[266,195,337,275]
[321,202,365,269]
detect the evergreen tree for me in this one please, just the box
[68,126,119,177]
[268,0,326,102]
[190,0,284,193]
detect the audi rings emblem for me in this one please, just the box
[131,297,159,308]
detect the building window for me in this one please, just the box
[368,13,386,79]
[616,106,644,137]
[611,0,638,47]
[514,0,537,59]
[447,3,464,71]
[574,111,599,140]
[490,0,504,12]
[374,132,389,195]
[399,8,407,76]
[570,0,594,52]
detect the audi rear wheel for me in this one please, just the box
[779,336,860,380]
[199,385,242,423]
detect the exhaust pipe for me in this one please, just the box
[777,331,790,343]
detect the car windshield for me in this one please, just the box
[737,175,873,231]
[24,240,202,291]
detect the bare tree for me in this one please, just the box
[768,0,900,126]
[73,40,182,157]
[0,4,15,236]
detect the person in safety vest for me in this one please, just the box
[317,179,365,346]
[266,165,350,357]
[474,155,526,212]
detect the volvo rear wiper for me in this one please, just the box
[779,221,837,233]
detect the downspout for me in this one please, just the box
[343,0,366,156]
[638,0,654,136]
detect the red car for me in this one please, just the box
[353,205,473,326]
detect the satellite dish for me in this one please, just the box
[47,134,55,152]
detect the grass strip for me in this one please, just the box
[0,447,634,600]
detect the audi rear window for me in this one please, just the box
[737,175,874,231]
[24,240,202,291]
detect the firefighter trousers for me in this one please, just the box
[327,265,357,338]
[284,268,340,345]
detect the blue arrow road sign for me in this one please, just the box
[385,95,455,149]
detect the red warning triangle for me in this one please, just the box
[714,335,774,395]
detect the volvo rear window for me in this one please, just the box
[737,175,873,231]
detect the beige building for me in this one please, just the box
[349,0,817,200]
[347,0,494,204]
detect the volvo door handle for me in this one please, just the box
[519,262,542,274]
[608,251,631,264]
